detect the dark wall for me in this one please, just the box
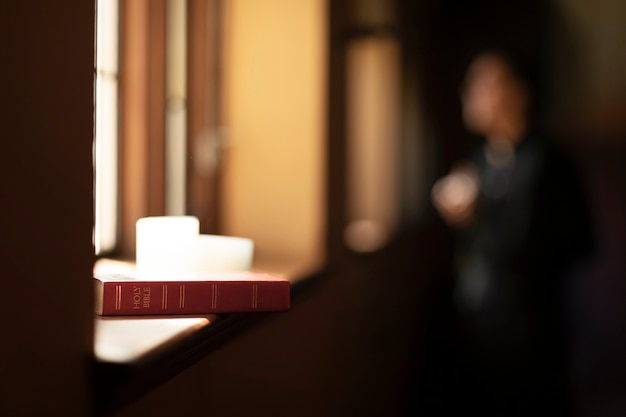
[0,1,95,415]
[404,1,626,415]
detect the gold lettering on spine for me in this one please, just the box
[143,287,151,308]
[252,284,258,309]
[162,285,168,310]
[115,285,122,310]
[179,285,185,308]
[132,286,141,309]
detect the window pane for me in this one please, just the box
[165,0,188,215]
[345,36,401,252]
[94,0,119,254]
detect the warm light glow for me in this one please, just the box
[431,165,480,228]
[94,0,119,254]
[345,35,401,252]
[95,316,210,363]
[136,216,254,275]
[165,0,188,215]
[136,216,200,272]
[344,220,390,253]
[221,0,326,265]
[185,234,254,272]
[434,171,479,209]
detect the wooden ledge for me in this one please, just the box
[93,256,324,416]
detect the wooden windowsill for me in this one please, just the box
[93,255,324,416]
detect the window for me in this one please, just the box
[94,0,119,254]
[94,0,224,257]
[328,0,434,255]
[94,0,326,276]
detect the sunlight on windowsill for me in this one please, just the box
[94,249,322,286]
[93,248,322,364]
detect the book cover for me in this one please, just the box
[94,271,291,315]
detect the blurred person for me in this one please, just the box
[431,50,593,415]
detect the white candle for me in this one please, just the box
[181,234,254,273]
[136,216,200,273]
[135,216,254,275]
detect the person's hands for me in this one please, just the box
[432,164,479,228]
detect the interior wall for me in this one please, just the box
[549,0,626,138]
[402,0,626,415]
[220,0,326,267]
[547,1,626,414]
[0,1,95,415]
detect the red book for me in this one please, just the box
[94,271,291,315]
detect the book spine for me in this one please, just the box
[99,280,290,315]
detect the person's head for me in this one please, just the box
[460,50,533,145]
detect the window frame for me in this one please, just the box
[95,0,223,258]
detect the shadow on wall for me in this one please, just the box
[568,144,626,416]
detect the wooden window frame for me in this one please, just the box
[117,0,223,258]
